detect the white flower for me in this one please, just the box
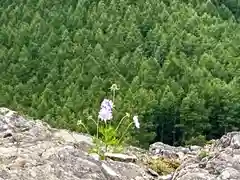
[98,106,113,122]
[98,99,114,122]
[133,115,140,128]
[101,99,114,110]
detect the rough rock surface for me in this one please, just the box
[149,142,202,161]
[172,132,240,180]
[1,107,240,180]
[0,107,155,180]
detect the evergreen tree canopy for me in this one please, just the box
[1,0,240,148]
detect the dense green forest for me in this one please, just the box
[1,0,240,148]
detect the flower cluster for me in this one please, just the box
[98,99,114,122]
[98,98,140,129]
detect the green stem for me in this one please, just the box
[118,122,133,143]
[104,121,108,152]
[112,90,115,104]
[115,115,127,132]
[80,123,90,134]
[89,117,98,126]
[96,118,100,155]
[96,119,99,139]
[111,90,116,127]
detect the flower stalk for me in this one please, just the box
[77,84,140,157]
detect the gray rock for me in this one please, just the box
[230,134,240,149]
[176,172,215,180]
[189,145,202,152]
[2,107,240,180]
[149,142,189,160]
[158,173,173,180]
[89,153,100,161]
[0,108,156,180]
[173,132,240,180]
[147,168,158,177]
[104,152,137,162]
[217,167,240,180]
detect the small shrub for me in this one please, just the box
[205,139,215,145]
[185,135,207,147]
[198,150,209,160]
[146,157,180,175]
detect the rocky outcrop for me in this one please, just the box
[172,132,240,180]
[1,107,240,180]
[0,108,156,180]
[149,142,199,161]
[149,132,240,180]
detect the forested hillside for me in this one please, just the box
[1,0,240,148]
